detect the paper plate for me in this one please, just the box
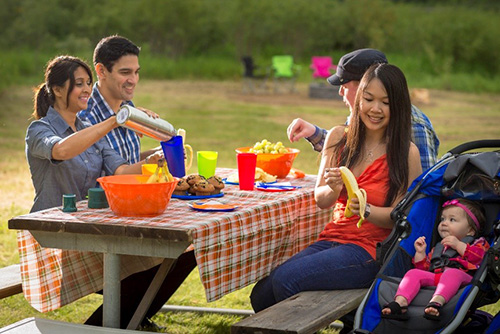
[255,182,300,192]
[222,178,239,185]
[255,186,299,192]
[222,178,277,186]
[188,200,238,212]
[172,192,224,200]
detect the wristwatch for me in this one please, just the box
[363,204,371,219]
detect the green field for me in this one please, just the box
[0,80,499,333]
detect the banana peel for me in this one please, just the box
[339,166,367,228]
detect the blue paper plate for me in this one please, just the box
[172,192,224,200]
[255,185,299,192]
[222,178,277,186]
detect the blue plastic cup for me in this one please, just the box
[161,136,186,178]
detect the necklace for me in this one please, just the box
[364,141,383,163]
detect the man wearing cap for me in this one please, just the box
[287,48,439,171]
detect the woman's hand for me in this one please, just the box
[314,126,345,209]
[323,167,343,193]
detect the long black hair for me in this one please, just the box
[32,55,93,120]
[330,63,412,206]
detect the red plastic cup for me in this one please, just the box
[237,153,257,191]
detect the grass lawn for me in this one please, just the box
[0,80,499,333]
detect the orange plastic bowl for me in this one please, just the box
[97,175,178,217]
[235,147,300,178]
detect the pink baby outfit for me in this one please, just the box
[396,237,489,303]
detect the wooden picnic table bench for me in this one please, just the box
[231,288,368,334]
[0,317,149,333]
[0,264,22,300]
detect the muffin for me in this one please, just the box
[186,174,206,186]
[207,175,225,195]
[192,180,215,196]
[173,178,190,196]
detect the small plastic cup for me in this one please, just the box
[197,151,218,178]
[62,194,77,212]
[88,187,109,209]
[237,153,257,191]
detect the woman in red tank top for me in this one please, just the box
[250,64,422,315]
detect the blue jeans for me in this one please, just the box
[250,240,380,312]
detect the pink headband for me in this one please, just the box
[442,199,480,231]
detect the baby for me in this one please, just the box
[381,198,488,321]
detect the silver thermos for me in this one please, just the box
[116,105,176,141]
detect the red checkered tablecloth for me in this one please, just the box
[12,168,332,311]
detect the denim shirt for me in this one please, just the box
[78,83,141,164]
[306,105,440,171]
[26,107,127,212]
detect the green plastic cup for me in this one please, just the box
[88,187,109,209]
[62,194,77,212]
[197,151,218,178]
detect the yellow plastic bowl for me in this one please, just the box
[97,175,177,217]
[235,147,300,178]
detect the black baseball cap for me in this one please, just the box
[327,49,388,86]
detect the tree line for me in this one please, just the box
[1,0,499,78]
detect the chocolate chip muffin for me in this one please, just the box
[186,174,206,186]
[173,178,190,196]
[207,175,225,195]
[192,180,215,196]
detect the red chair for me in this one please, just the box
[310,56,337,80]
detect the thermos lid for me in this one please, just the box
[116,106,131,125]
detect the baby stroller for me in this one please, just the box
[350,139,500,334]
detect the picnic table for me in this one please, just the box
[8,168,332,329]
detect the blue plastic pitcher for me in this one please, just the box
[161,136,186,178]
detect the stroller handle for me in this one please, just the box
[441,139,500,159]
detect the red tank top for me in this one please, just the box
[318,155,391,259]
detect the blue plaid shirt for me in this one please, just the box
[78,83,141,164]
[306,105,440,171]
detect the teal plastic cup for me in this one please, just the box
[62,194,77,212]
[197,151,218,178]
[88,187,109,209]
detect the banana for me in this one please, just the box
[339,166,368,228]
[147,159,174,183]
[147,163,161,183]
[177,128,193,171]
[158,159,168,183]
[177,128,186,143]
[161,159,174,182]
